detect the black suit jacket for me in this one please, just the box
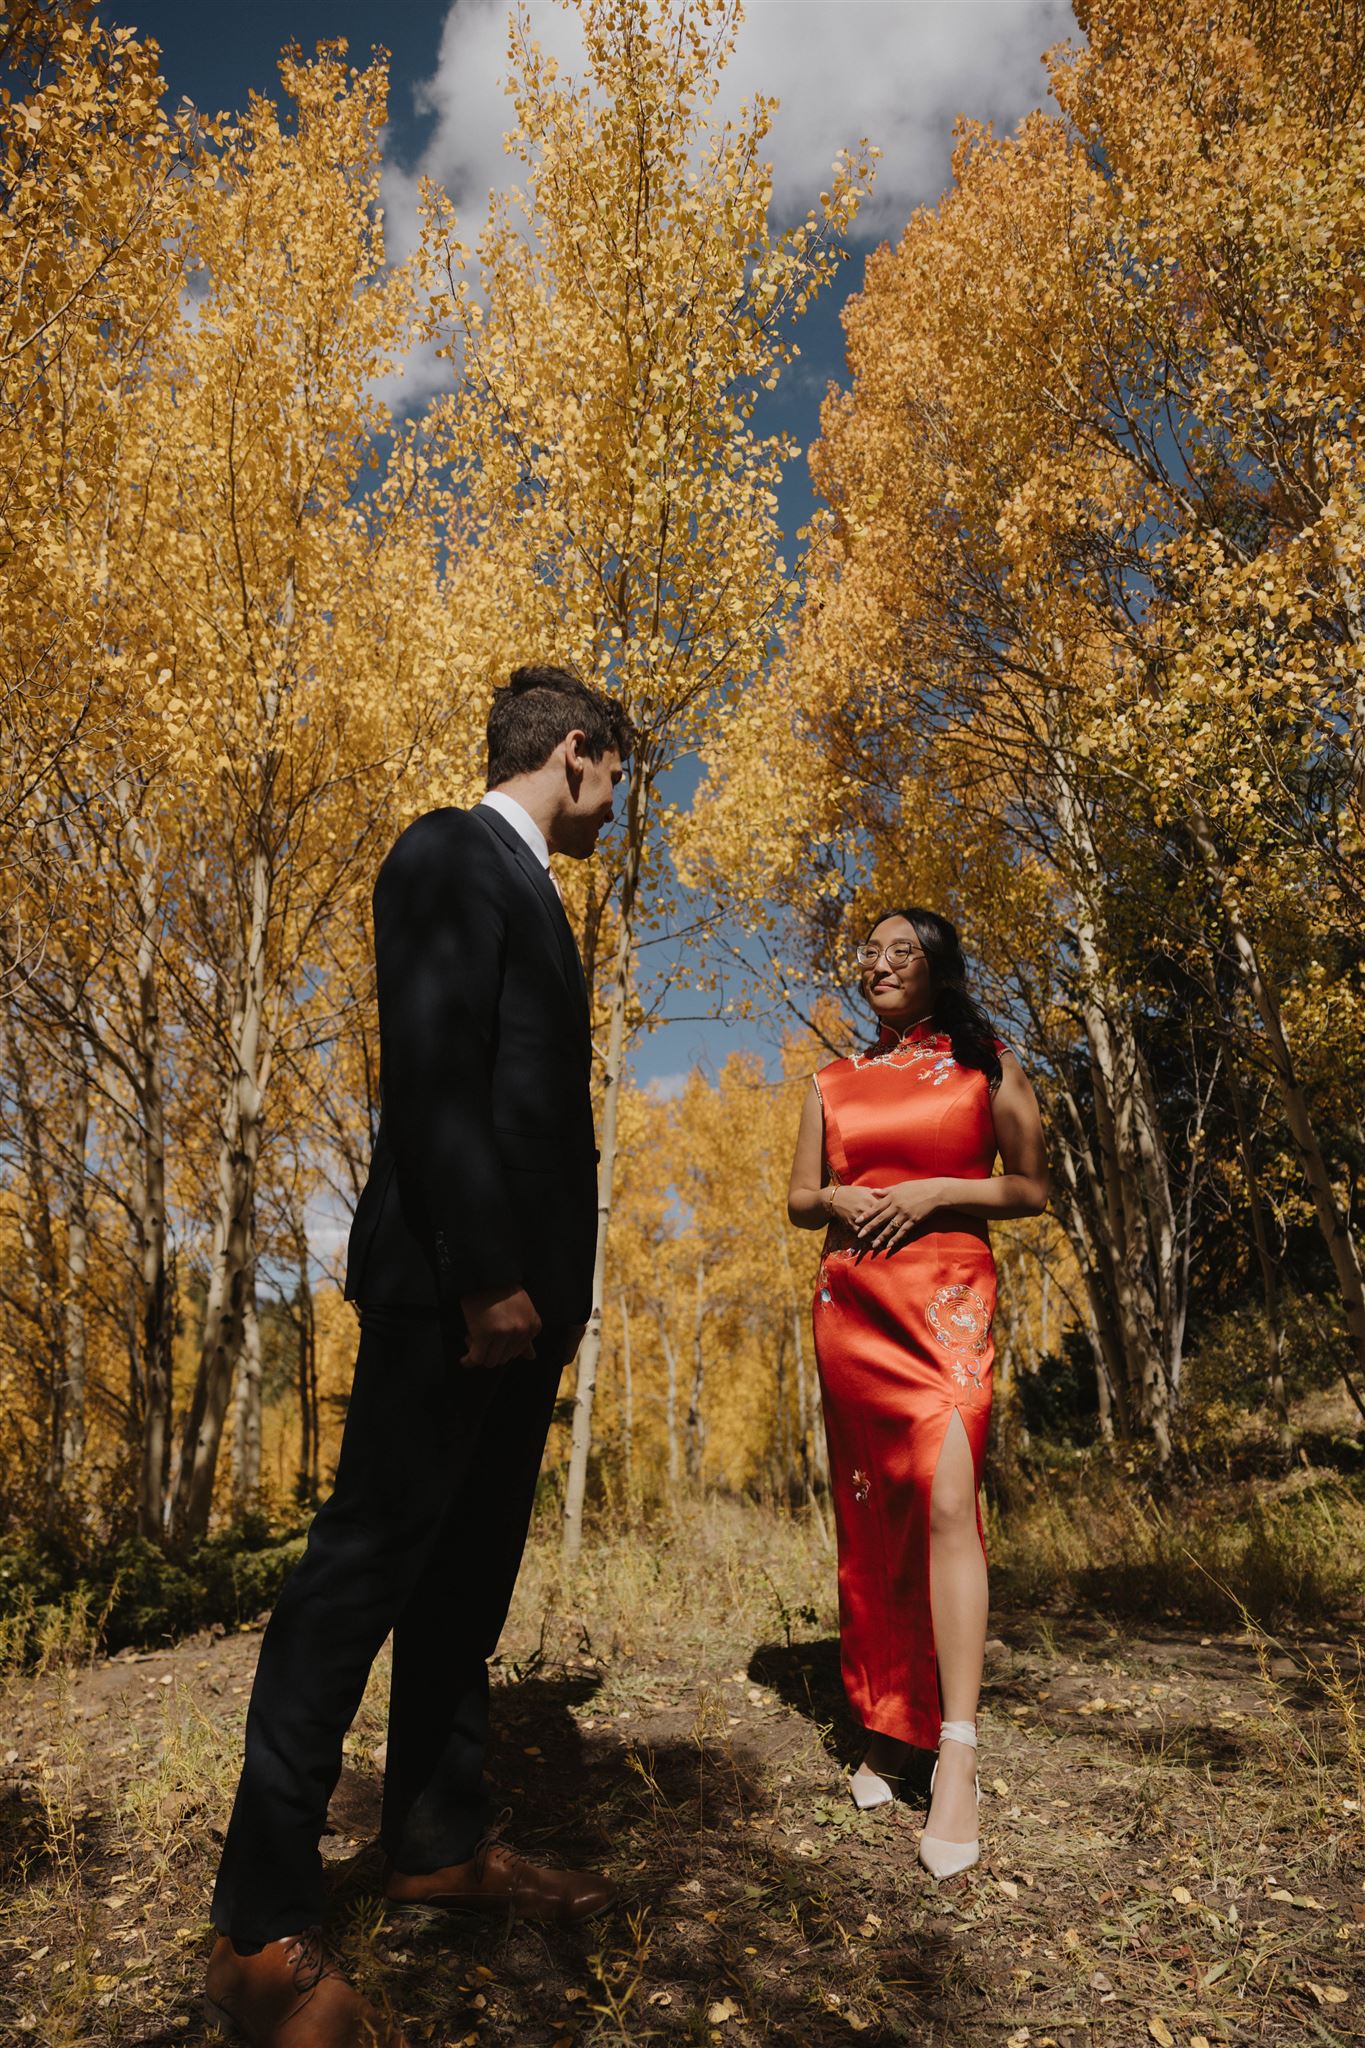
[344,804,598,1323]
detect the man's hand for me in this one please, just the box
[459,1285,542,1368]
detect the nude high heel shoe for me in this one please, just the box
[849,1734,907,1810]
[918,1719,980,1877]
[848,1760,897,1810]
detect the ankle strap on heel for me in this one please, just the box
[938,1720,977,1749]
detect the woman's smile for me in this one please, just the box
[859,915,930,1018]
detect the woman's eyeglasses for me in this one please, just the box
[854,940,923,970]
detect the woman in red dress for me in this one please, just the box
[787,909,1048,1876]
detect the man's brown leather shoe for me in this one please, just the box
[383,1830,615,1925]
[204,1927,409,2047]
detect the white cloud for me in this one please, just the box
[643,1069,691,1100]
[387,0,1077,250]
[398,0,588,231]
[723,0,1077,237]
[375,1,1076,413]
[379,0,585,289]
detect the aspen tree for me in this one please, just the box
[134,48,453,1542]
[598,1052,826,1497]
[689,0,1365,1444]
[418,0,871,1552]
[0,6,186,1513]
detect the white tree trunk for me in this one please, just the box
[562,764,645,1559]
[561,926,628,1557]
[1190,804,1365,1417]
[232,1257,263,1510]
[3,1010,66,1486]
[175,841,272,1543]
[1049,1124,1129,1440]
[656,1309,681,1488]
[685,1257,707,1483]
[619,1292,633,1490]
[792,1305,810,1491]
[772,1322,789,1486]
[293,1211,319,1504]
[127,816,172,1540]
[59,996,89,1475]
[1048,710,1176,1460]
[768,1164,823,1491]
[1223,1050,1290,1434]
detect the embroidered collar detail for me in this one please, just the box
[876,1017,935,1051]
[849,1019,956,1079]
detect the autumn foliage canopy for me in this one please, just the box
[0,0,1360,1570]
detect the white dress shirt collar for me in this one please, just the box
[478,789,551,870]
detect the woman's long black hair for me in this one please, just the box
[864,906,1002,1087]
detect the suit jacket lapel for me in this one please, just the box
[473,807,592,1039]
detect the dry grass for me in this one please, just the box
[987,1458,1365,1632]
[1,1485,1362,2045]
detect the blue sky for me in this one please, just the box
[109,0,1075,1091]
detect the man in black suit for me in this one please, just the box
[205,667,630,2048]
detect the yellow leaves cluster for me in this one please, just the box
[694,0,1362,1018]
[0,21,475,1527]
[677,0,1365,1445]
[591,1049,821,1492]
[1,6,181,888]
[417,0,874,814]
[2,2,882,1535]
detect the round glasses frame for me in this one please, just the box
[854,940,924,970]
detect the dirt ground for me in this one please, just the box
[2,1508,1362,2047]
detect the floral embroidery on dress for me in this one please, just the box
[926,1283,992,1391]
[851,1468,871,1503]
[822,1236,861,1272]
[848,1029,957,1085]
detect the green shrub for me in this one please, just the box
[1016,1328,1100,1445]
[1183,1294,1348,1412]
[0,1518,307,1667]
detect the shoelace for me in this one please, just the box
[281,1926,330,1994]
[472,1807,523,1883]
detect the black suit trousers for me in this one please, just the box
[211,1307,566,1948]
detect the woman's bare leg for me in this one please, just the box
[925,1407,987,1841]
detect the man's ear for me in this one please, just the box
[562,728,588,778]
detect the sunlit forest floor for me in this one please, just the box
[3,1448,1364,2048]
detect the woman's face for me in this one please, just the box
[857,915,932,1026]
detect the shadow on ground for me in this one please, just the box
[315,1661,963,2046]
[746,1635,939,1799]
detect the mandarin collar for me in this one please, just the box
[876,1015,937,1052]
